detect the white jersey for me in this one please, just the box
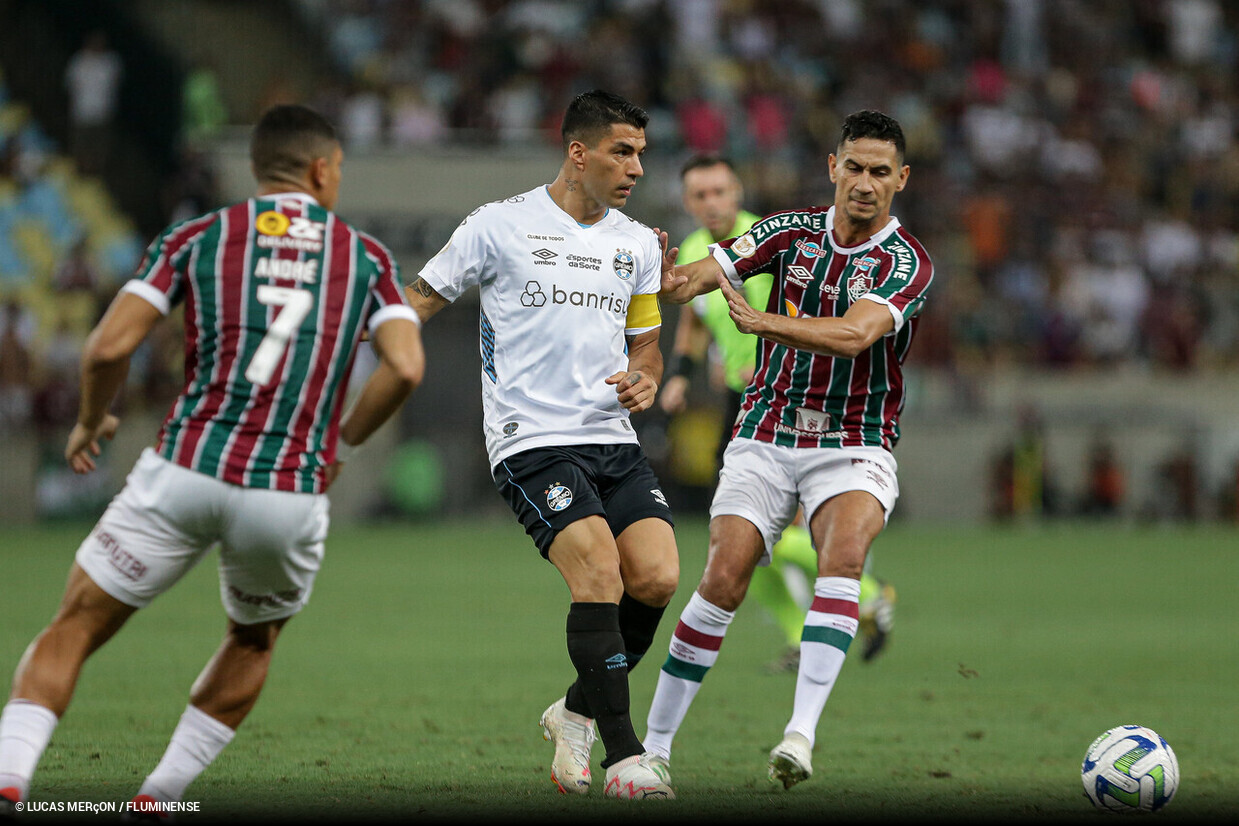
[419,186,663,469]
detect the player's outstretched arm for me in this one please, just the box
[719,273,894,358]
[66,291,162,473]
[656,228,724,304]
[337,317,425,455]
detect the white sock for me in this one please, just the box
[643,592,735,759]
[784,576,861,747]
[137,706,234,802]
[0,700,59,800]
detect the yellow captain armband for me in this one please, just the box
[625,292,661,332]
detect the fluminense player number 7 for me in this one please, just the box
[245,284,314,385]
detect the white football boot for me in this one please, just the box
[768,732,813,789]
[603,752,675,800]
[539,697,595,794]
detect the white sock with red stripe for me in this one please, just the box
[784,576,861,747]
[137,705,234,803]
[0,700,59,801]
[643,591,734,760]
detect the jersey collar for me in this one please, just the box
[825,205,901,254]
[257,191,321,207]
[542,185,609,229]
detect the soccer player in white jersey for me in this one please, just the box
[404,90,677,800]
[0,105,425,817]
[648,110,934,790]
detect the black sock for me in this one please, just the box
[565,594,667,713]
[564,602,644,768]
[617,593,667,674]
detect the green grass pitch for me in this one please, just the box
[2,517,1236,822]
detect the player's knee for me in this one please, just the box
[652,563,679,605]
[822,545,867,580]
[226,618,285,653]
[566,563,626,603]
[697,570,748,612]
[625,560,678,607]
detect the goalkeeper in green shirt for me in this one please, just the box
[660,154,894,670]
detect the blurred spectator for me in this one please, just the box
[0,299,34,427]
[488,73,543,144]
[64,30,122,176]
[991,404,1055,520]
[990,445,1016,520]
[1165,0,1223,66]
[1144,284,1204,369]
[388,83,447,146]
[1069,230,1151,366]
[1011,404,1051,517]
[30,315,81,443]
[675,91,729,154]
[339,77,385,150]
[961,178,1013,283]
[993,234,1051,361]
[51,236,103,295]
[181,59,228,147]
[1150,442,1201,521]
[280,0,1239,372]
[1140,208,1203,286]
[1080,435,1125,517]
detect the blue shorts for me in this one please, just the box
[493,443,673,557]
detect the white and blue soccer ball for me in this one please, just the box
[1081,724,1178,812]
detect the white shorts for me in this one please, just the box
[709,439,899,564]
[75,448,329,624]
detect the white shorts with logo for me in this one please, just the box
[710,438,899,564]
[75,448,329,624]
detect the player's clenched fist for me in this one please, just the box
[606,370,657,413]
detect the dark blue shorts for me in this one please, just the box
[493,443,674,558]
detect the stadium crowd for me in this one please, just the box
[3,0,1239,519]
[294,0,1239,373]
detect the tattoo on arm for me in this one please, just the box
[409,277,435,298]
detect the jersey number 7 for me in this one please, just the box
[245,285,315,386]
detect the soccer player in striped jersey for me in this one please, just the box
[660,154,897,674]
[0,105,424,815]
[645,110,933,790]
[404,90,677,801]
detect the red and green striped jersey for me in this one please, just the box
[120,192,417,493]
[710,205,933,451]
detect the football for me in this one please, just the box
[1081,725,1178,812]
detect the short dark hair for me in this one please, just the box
[561,90,649,152]
[680,153,737,179]
[839,110,905,162]
[250,104,339,184]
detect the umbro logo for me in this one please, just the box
[605,653,628,670]
[531,248,558,260]
[786,265,813,288]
